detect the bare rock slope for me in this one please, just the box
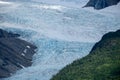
[0,29,37,78]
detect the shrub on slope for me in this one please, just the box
[51,30,120,80]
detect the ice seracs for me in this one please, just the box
[31,4,65,11]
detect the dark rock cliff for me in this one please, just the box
[0,29,37,78]
[84,0,120,9]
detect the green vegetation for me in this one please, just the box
[51,30,120,80]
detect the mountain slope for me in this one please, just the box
[51,30,120,80]
[85,0,120,9]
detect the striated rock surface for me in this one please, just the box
[84,0,120,9]
[0,29,37,78]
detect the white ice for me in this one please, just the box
[0,1,13,5]
[21,53,25,56]
[26,46,30,48]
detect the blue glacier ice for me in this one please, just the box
[0,0,120,80]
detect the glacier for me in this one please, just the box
[0,0,120,80]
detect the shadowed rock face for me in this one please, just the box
[0,29,20,38]
[85,0,120,9]
[0,29,37,78]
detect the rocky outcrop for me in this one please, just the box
[84,0,120,9]
[0,29,37,78]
